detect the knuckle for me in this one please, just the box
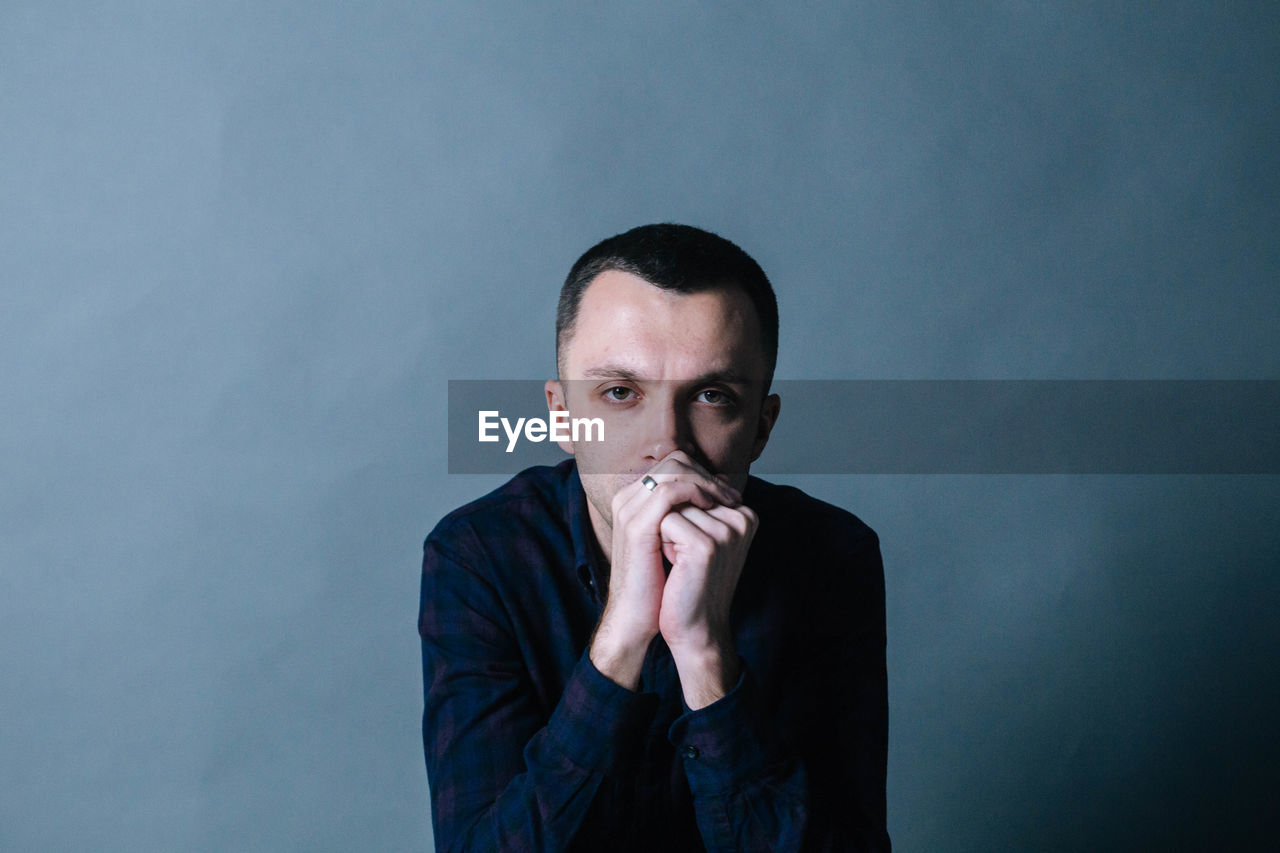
[671,481,702,502]
[724,508,754,538]
[690,535,715,557]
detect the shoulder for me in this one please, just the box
[743,477,885,630]
[745,475,880,553]
[424,460,573,564]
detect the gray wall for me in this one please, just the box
[2,2,1276,849]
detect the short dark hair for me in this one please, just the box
[556,223,779,390]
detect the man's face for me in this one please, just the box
[545,269,780,536]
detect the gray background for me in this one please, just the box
[2,1,1277,850]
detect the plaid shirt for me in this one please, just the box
[419,460,890,852]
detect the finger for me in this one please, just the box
[682,507,758,562]
[658,510,715,564]
[622,473,724,514]
[657,449,711,476]
[698,503,757,537]
[646,457,741,506]
[613,468,719,518]
[675,504,733,543]
[681,505,758,552]
[620,478,729,536]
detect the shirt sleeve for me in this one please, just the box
[666,530,892,852]
[418,533,656,853]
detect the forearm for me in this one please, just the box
[426,647,655,853]
[669,653,889,853]
[439,730,602,853]
[669,659,810,852]
[421,540,656,853]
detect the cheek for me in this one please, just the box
[578,471,615,510]
[573,433,644,485]
[572,431,623,474]
[691,412,755,457]
[583,420,649,469]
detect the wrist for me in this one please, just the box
[669,636,740,710]
[589,620,654,691]
[664,623,733,662]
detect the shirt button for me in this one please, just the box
[682,745,700,760]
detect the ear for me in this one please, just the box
[747,392,781,463]
[544,379,575,456]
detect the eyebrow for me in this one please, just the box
[581,365,643,381]
[580,365,755,386]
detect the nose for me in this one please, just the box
[642,394,695,463]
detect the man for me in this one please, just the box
[419,224,890,851]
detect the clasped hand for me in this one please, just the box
[593,451,757,706]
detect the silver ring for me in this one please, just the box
[641,475,658,492]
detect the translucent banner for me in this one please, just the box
[447,380,1280,474]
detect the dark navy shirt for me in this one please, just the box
[419,459,890,852]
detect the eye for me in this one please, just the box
[697,388,734,405]
[603,386,636,402]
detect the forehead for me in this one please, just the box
[564,269,766,378]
